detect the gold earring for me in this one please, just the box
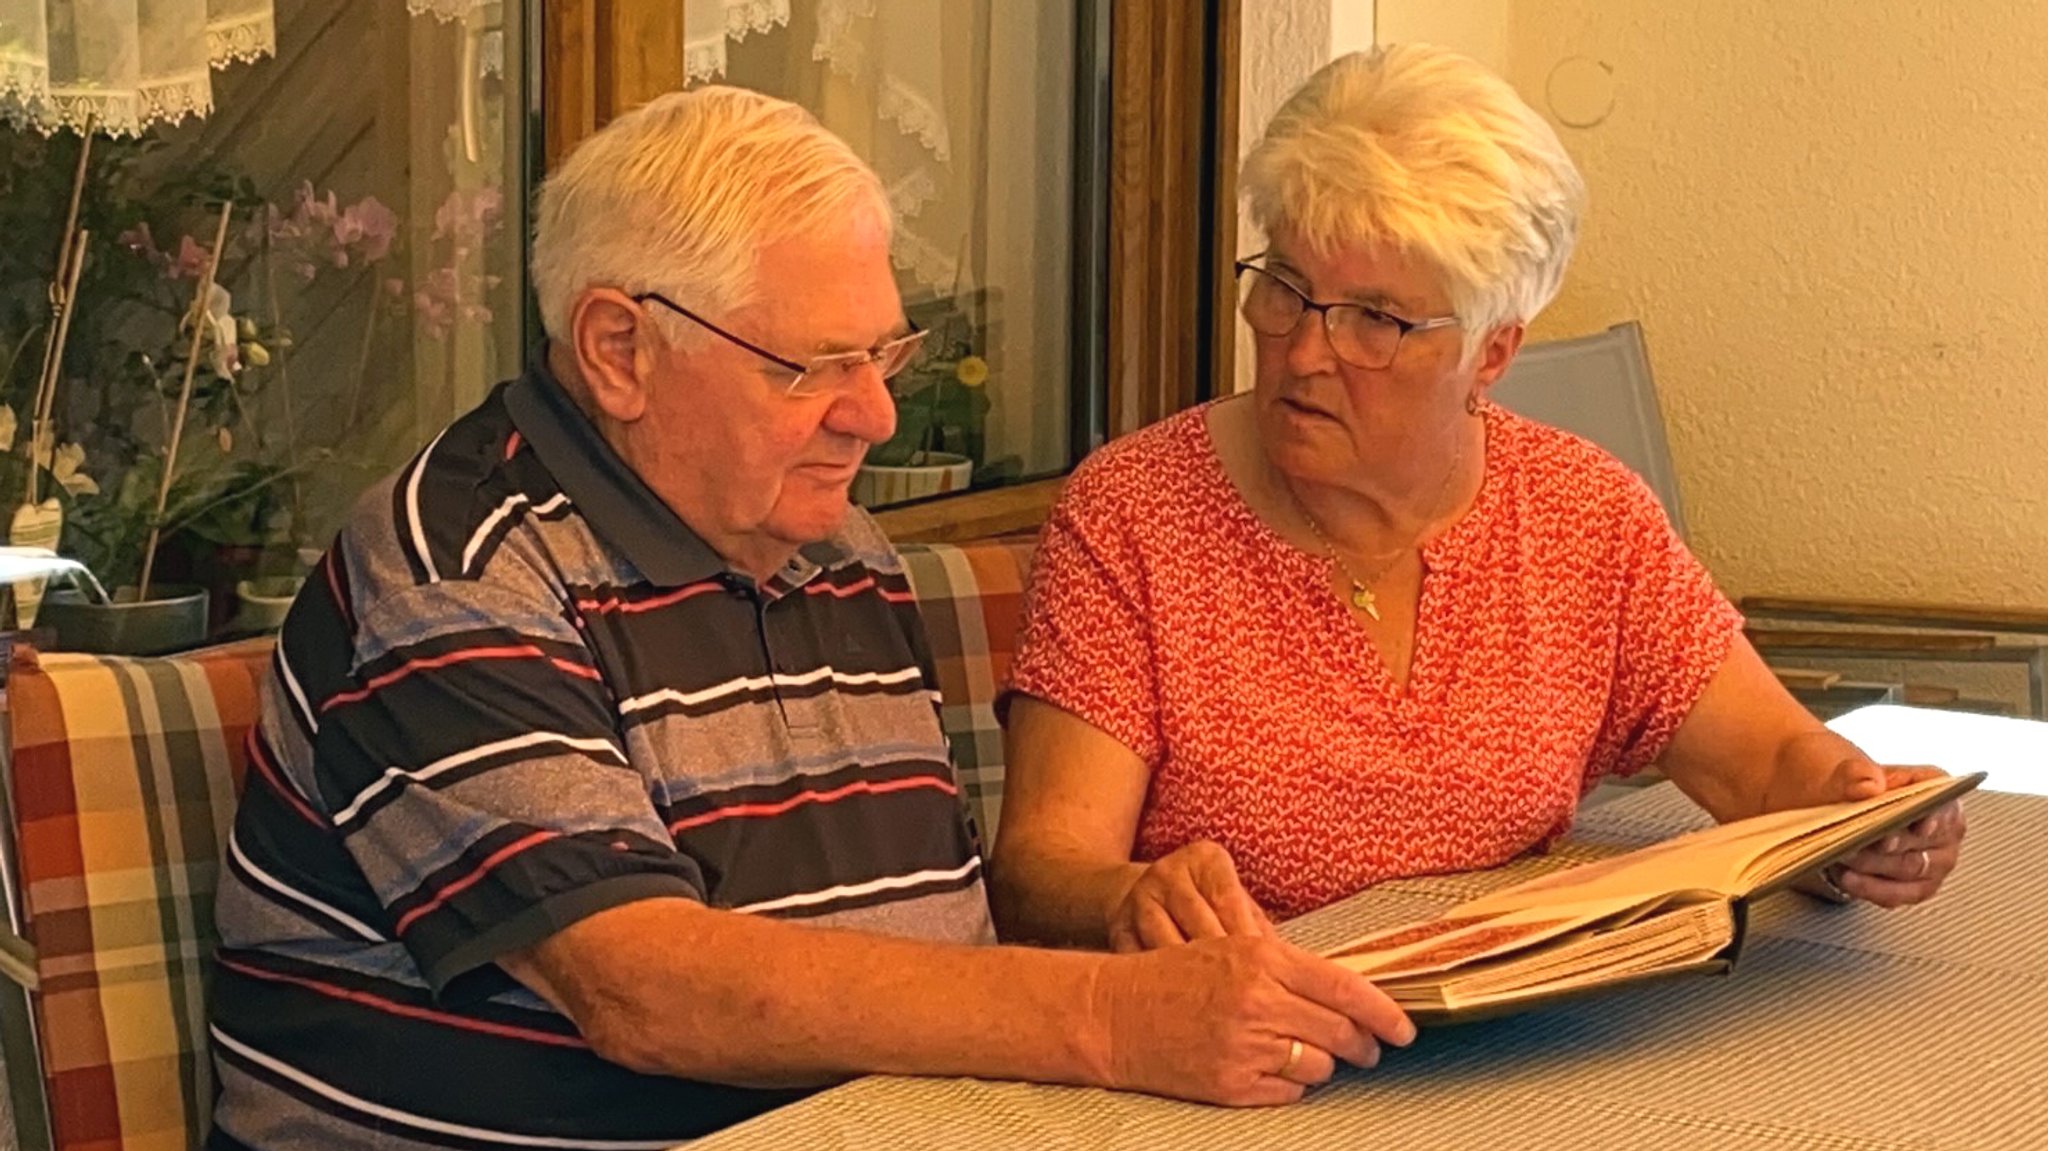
[1465,392,1481,416]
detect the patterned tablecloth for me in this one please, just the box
[691,784,2047,1151]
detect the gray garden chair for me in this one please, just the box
[1492,322,2046,719]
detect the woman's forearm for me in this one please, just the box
[991,697,1158,946]
[1757,727,1875,815]
[1658,639,1883,824]
[989,846,1145,948]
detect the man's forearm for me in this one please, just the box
[506,897,1117,1089]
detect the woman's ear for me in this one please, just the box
[1470,322,1527,391]
[570,288,653,423]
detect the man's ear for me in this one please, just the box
[570,288,654,423]
[1470,322,1527,392]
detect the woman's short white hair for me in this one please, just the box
[1241,44,1586,365]
[531,85,889,345]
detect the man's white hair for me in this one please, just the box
[531,85,889,345]
[1241,44,1586,365]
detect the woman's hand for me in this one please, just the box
[1109,840,1275,953]
[1799,760,1967,908]
[1663,642,1968,910]
[1830,766,1967,907]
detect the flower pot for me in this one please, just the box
[852,451,974,510]
[39,584,210,656]
[152,539,264,641]
[231,575,303,637]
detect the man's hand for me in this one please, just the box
[1088,934,1416,1106]
[1108,840,1273,953]
[1797,760,1966,909]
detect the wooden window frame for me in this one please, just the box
[542,1,689,169]
[541,0,1240,543]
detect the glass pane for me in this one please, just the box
[0,0,528,645]
[709,0,1082,508]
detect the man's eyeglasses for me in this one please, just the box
[635,291,927,398]
[1233,254,1459,370]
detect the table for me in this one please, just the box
[692,711,2048,1151]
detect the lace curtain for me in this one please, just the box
[686,0,792,85]
[810,0,957,289]
[690,0,962,291]
[404,0,489,22]
[0,0,274,135]
[704,0,1072,475]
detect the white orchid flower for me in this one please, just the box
[202,284,242,378]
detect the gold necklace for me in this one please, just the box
[1294,437,1468,622]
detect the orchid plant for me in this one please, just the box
[415,185,505,338]
[0,127,507,600]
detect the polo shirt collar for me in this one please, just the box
[503,353,725,586]
[503,352,857,590]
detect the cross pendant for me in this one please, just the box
[1350,584,1381,621]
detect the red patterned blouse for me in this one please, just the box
[1006,401,1743,918]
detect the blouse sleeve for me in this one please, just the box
[1001,473,1164,771]
[1585,476,1746,784]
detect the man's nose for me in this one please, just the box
[826,363,898,446]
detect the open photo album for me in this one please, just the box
[1323,773,1984,1021]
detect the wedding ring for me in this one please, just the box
[1914,848,1931,880]
[1279,1038,1304,1077]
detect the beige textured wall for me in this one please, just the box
[1376,0,1510,74]
[1372,0,2048,608]
[1234,0,1334,393]
[1329,0,1377,58]
[1509,1,2048,606]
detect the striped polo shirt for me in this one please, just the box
[208,358,994,1150]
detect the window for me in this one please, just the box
[0,0,531,647]
[0,0,1238,652]
[706,0,1100,511]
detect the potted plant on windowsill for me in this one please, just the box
[35,202,242,653]
[41,317,310,653]
[2,126,420,649]
[2,136,281,651]
[853,297,991,510]
[34,194,319,652]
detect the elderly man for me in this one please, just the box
[206,86,1412,1149]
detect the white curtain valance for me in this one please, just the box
[813,0,947,161]
[685,0,959,288]
[686,0,791,85]
[0,0,274,136]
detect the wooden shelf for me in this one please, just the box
[1901,683,1963,706]
[868,477,1066,545]
[1742,595,2048,635]
[1772,667,1841,692]
[1747,627,1999,653]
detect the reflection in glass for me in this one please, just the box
[0,0,527,638]
[711,0,1079,507]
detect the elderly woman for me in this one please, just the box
[990,45,1965,956]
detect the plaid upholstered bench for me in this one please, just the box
[0,538,1033,1151]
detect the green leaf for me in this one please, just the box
[868,402,937,468]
